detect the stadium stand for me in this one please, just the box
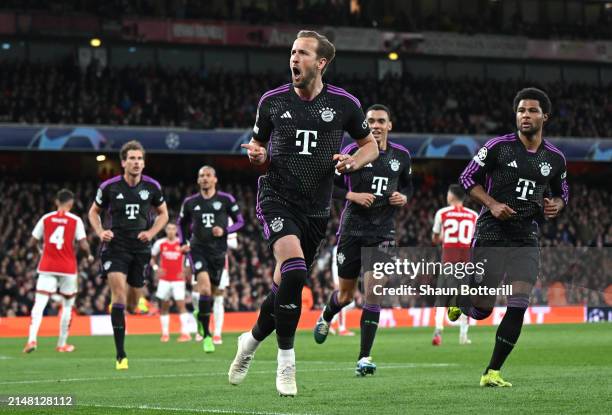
[1,0,611,39]
[1,62,611,137]
[1,176,610,317]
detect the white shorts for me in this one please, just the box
[36,273,77,296]
[156,280,186,301]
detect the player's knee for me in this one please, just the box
[337,290,354,306]
[472,293,497,311]
[112,295,127,306]
[472,306,493,320]
[273,236,303,261]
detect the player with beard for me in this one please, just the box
[229,30,379,396]
[453,87,569,387]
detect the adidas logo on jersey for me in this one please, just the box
[194,205,201,211]
[507,160,518,168]
[116,193,124,199]
[280,111,292,119]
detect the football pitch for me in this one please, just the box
[1,323,611,415]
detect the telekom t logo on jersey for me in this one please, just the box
[125,204,139,219]
[371,176,389,196]
[516,178,536,200]
[295,130,317,155]
[201,213,215,228]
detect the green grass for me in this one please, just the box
[1,324,611,414]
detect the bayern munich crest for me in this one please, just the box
[271,217,284,232]
[139,190,149,200]
[337,252,345,265]
[539,162,551,176]
[389,159,400,172]
[103,261,112,270]
[320,107,336,122]
[212,201,222,210]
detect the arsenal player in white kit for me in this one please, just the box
[24,189,93,353]
[151,223,191,342]
[431,184,477,346]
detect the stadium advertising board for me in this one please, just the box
[1,126,611,161]
[0,306,589,338]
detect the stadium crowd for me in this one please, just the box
[1,175,610,318]
[2,61,612,138]
[2,0,611,39]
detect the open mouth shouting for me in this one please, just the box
[292,66,302,83]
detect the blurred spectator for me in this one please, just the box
[1,0,610,39]
[0,175,610,317]
[1,62,611,138]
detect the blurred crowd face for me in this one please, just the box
[290,37,323,89]
[516,99,548,138]
[122,150,145,177]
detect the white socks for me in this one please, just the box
[160,314,170,336]
[435,307,446,332]
[338,300,355,331]
[28,293,49,343]
[242,331,261,354]
[213,295,224,337]
[162,313,193,336]
[278,348,295,365]
[459,314,469,337]
[179,312,190,334]
[57,297,75,347]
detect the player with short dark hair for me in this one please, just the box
[178,165,244,353]
[431,184,478,346]
[24,189,93,354]
[452,87,569,387]
[230,30,379,396]
[88,140,169,370]
[312,103,412,376]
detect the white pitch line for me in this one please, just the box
[13,357,199,363]
[80,403,319,415]
[0,363,456,385]
[6,357,452,365]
